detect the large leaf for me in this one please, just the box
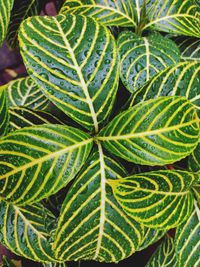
[6,0,47,48]
[0,88,9,136]
[109,170,196,229]
[0,201,57,263]
[98,96,199,166]
[9,107,67,131]
[60,0,140,27]
[188,143,200,172]
[5,76,49,110]
[145,236,177,266]
[117,32,180,92]
[143,0,200,38]
[18,14,119,132]
[53,145,144,262]
[130,61,200,116]
[172,36,200,61]
[0,0,14,46]
[175,201,200,267]
[0,124,93,205]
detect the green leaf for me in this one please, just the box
[0,0,14,46]
[60,0,139,27]
[53,144,144,262]
[188,143,200,172]
[130,61,200,116]
[0,88,9,137]
[117,32,180,92]
[175,201,200,267]
[18,14,119,132]
[145,236,177,266]
[143,0,200,38]
[5,76,49,110]
[109,170,196,229]
[0,124,93,205]
[6,0,47,48]
[172,36,200,61]
[0,201,57,263]
[42,264,67,267]
[138,228,166,251]
[9,107,66,131]
[98,96,199,166]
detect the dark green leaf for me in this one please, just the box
[0,88,9,136]
[0,0,14,46]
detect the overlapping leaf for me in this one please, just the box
[172,36,200,61]
[130,61,200,116]
[188,143,200,173]
[98,97,199,166]
[0,124,93,205]
[18,14,119,132]
[9,107,66,131]
[0,0,14,46]
[7,0,47,48]
[43,264,67,267]
[145,236,177,266]
[143,0,200,37]
[0,201,57,263]
[175,201,200,267]
[117,32,180,92]
[60,0,141,27]
[5,76,49,110]
[0,88,9,136]
[109,170,196,229]
[54,145,144,262]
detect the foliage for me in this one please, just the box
[0,0,199,266]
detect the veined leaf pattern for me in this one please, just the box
[0,88,9,136]
[145,236,177,266]
[143,0,200,37]
[0,0,14,46]
[0,124,93,205]
[5,76,49,110]
[54,145,144,262]
[0,201,57,263]
[18,14,119,132]
[130,61,200,116]
[43,264,68,267]
[175,201,200,267]
[117,31,180,92]
[188,143,200,173]
[98,97,199,166]
[109,170,196,229]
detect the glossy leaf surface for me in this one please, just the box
[0,88,9,136]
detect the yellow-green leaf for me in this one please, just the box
[0,0,14,46]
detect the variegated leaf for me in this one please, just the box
[143,0,200,38]
[5,76,49,110]
[109,170,196,229]
[188,143,200,173]
[0,124,93,205]
[138,228,166,251]
[43,264,67,267]
[6,0,47,48]
[53,145,144,262]
[0,0,14,46]
[0,88,9,136]
[145,236,177,266]
[130,61,200,116]
[0,201,57,263]
[117,32,180,92]
[18,14,119,132]
[98,97,199,166]
[175,201,200,267]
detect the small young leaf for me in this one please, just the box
[98,97,199,166]
[18,14,119,132]
[145,236,177,266]
[5,76,49,110]
[0,0,14,46]
[175,201,200,267]
[130,61,200,116]
[109,170,196,229]
[0,124,93,205]
[54,145,144,262]
[0,88,9,136]
[118,32,180,92]
[0,201,57,262]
